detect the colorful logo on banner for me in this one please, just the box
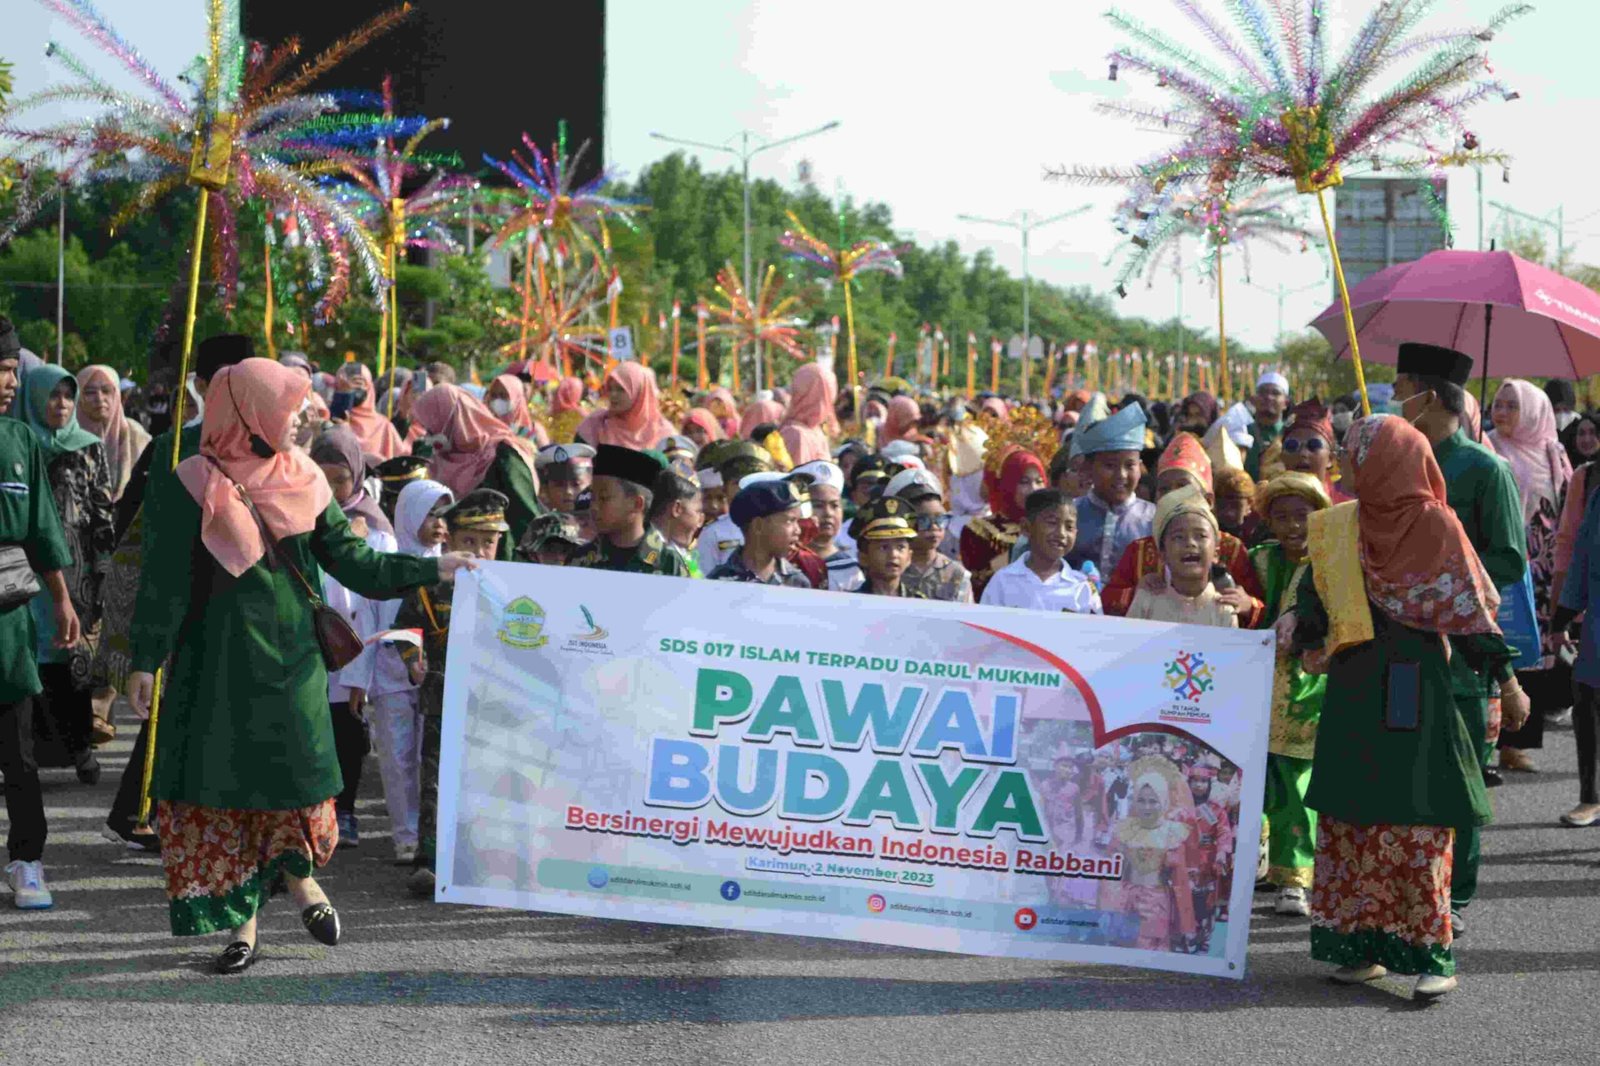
[1164,651,1215,702]
[497,597,549,649]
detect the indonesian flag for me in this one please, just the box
[367,628,423,647]
[697,303,709,320]
[606,269,623,302]
[672,300,681,319]
[1066,341,1080,355]
[1085,341,1099,357]
[968,331,977,344]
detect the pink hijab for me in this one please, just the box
[707,387,740,438]
[883,395,923,442]
[576,363,677,450]
[340,364,404,460]
[780,363,838,465]
[76,364,149,500]
[1486,377,1572,523]
[683,407,724,442]
[175,359,334,578]
[552,376,586,416]
[739,399,785,440]
[413,384,539,497]
[490,374,535,436]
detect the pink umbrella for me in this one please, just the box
[1311,250,1600,392]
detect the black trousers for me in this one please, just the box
[330,702,368,817]
[108,717,151,835]
[36,663,92,762]
[1576,684,1600,806]
[0,697,47,862]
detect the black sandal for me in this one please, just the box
[301,902,341,946]
[214,940,257,975]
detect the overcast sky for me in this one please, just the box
[9,0,1598,348]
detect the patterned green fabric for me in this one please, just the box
[1310,925,1454,978]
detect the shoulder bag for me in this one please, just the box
[224,473,364,673]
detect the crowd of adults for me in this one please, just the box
[1,312,1595,998]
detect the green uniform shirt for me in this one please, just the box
[1244,420,1283,481]
[569,527,689,577]
[130,488,438,811]
[666,541,702,579]
[1434,427,1527,704]
[0,419,74,703]
[476,442,546,562]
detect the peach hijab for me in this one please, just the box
[175,359,333,577]
[576,363,676,450]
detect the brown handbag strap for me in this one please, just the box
[205,457,326,608]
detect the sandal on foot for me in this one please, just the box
[1331,964,1387,985]
[301,902,340,946]
[1414,974,1458,1000]
[214,940,257,975]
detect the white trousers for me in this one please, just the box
[368,690,423,849]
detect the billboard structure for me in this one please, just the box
[1332,177,1449,292]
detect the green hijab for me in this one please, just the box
[22,363,101,459]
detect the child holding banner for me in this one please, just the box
[1126,485,1237,628]
[395,488,508,899]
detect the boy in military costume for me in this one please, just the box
[850,496,925,598]
[569,446,690,577]
[394,488,508,897]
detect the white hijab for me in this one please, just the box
[395,479,454,557]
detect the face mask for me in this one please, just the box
[183,374,205,427]
[490,398,512,417]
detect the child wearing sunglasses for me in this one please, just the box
[899,483,974,602]
[1280,399,1350,501]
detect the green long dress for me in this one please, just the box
[131,483,437,935]
[475,441,545,561]
[1293,566,1512,975]
[1433,427,1525,911]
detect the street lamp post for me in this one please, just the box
[1244,277,1329,341]
[649,120,841,392]
[1490,199,1567,269]
[957,205,1090,392]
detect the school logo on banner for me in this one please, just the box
[562,604,613,656]
[497,597,549,649]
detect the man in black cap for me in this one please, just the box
[848,497,925,598]
[374,455,431,523]
[708,479,812,588]
[569,445,689,576]
[105,333,255,850]
[1391,340,1528,932]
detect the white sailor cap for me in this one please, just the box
[790,460,845,494]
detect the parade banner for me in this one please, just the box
[435,565,1275,978]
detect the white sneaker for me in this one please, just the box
[1274,886,1310,916]
[1331,963,1387,984]
[5,860,54,910]
[1414,973,1458,999]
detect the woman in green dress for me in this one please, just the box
[1284,414,1528,1001]
[126,359,474,974]
[412,383,543,561]
[21,363,114,782]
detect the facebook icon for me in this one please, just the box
[719,880,741,901]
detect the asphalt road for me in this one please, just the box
[2,717,1595,1066]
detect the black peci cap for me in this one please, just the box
[1396,342,1473,387]
[593,444,669,489]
